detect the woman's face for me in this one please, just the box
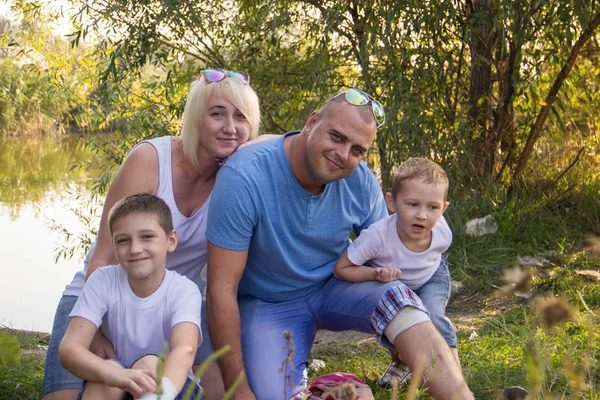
[197,93,251,159]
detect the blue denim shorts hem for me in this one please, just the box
[42,295,82,396]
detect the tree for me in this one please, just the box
[44,0,600,190]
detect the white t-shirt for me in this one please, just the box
[70,265,202,368]
[346,214,452,290]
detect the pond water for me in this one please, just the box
[0,135,104,333]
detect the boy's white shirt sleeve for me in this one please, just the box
[346,221,385,267]
[69,266,112,327]
[169,276,203,345]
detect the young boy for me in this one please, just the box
[333,157,459,388]
[59,194,202,400]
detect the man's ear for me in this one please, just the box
[305,111,319,131]
[385,192,396,213]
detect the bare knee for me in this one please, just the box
[81,360,126,400]
[193,362,224,400]
[131,355,159,371]
[81,381,124,400]
[41,389,80,400]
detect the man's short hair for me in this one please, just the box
[108,194,174,234]
[391,157,449,200]
[317,92,375,127]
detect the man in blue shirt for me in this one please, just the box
[206,89,472,400]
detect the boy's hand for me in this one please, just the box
[102,366,157,398]
[372,267,402,283]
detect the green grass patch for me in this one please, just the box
[0,330,48,400]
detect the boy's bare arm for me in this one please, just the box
[163,322,199,392]
[333,250,402,283]
[59,317,156,396]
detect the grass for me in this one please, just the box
[0,329,48,400]
[1,182,599,399]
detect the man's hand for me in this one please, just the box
[373,267,402,283]
[90,330,116,359]
[101,365,157,398]
[233,383,257,400]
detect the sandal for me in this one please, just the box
[377,361,412,389]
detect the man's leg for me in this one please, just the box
[42,295,82,400]
[238,295,316,399]
[193,301,224,400]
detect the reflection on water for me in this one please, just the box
[0,135,105,332]
[0,135,98,216]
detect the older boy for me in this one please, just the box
[59,194,202,400]
[334,157,459,388]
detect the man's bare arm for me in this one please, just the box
[206,242,255,399]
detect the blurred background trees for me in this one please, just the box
[2,0,599,194]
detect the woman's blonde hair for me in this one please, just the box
[181,75,260,168]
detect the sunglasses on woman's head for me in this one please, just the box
[201,69,250,85]
[325,88,386,128]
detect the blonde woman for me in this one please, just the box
[42,69,260,400]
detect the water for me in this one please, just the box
[0,135,103,333]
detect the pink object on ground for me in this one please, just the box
[308,372,374,400]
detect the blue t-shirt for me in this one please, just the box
[206,132,388,302]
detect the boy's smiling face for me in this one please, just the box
[111,211,177,289]
[386,178,449,252]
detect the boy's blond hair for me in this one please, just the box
[391,157,449,200]
[108,194,173,235]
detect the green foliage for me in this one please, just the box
[0,330,46,399]
[57,0,599,191]
[445,178,600,294]
[0,331,20,367]
[2,0,598,190]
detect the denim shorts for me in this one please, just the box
[42,296,213,396]
[413,256,457,347]
[238,275,427,399]
[42,295,81,395]
[76,359,201,400]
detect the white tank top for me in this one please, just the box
[63,136,210,297]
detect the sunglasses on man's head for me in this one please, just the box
[326,88,386,128]
[201,69,250,85]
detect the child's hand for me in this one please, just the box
[373,267,402,283]
[102,366,157,398]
